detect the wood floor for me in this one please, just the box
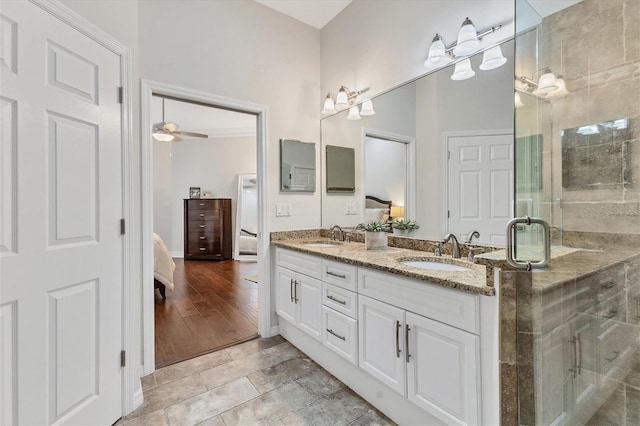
[154,259,258,368]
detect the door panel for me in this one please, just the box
[448,134,513,245]
[0,2,123,424]
[275,266,296,324]
[296,276,322,341]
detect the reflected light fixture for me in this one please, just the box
[479,45,507,70]
[514,91,524,108]
[451,58,475,80]
[321,86,374,119]
[519,68,569,99]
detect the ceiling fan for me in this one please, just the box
[152,97,209,142]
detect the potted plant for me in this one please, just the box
[392,219,420,236]
[355,221,390,250]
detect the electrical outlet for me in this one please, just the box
[276,203,292,217]
[346,203,358,215]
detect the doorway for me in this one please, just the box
[141,80,269,375]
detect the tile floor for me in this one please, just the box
[119,336,395,426]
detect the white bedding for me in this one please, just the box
[153,232,175,291]
[239,235,257,255]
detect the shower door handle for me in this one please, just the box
[506,216,550,270]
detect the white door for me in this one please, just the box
[406,312,480,426]
[358,295,406,395]
[0,2,123,424]
[448,134,513,245]
[296,275,322,341]
[275,266,296,324]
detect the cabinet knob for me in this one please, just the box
[200,225,205,228]
[200,213,205,217]
[199,203,205,206]
[200,236,205,239]
[199,247,206,251]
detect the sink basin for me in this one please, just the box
[400,260,471,272]
[303,241,342,248]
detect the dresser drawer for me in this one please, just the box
[189,222,217,234]
[188,209,221,221]
[322,283,357,319]
[322,259,357,291]
[187,199,225,210]
[186,242,221,257]
[276,248,322,280]
[322,306,357,365]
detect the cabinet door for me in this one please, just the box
[275,266,296,324]
[406,312,480,426]
[296,275,323,341]
[358,295,406,395]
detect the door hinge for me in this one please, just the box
[120,218,126,235]
[117,87,124,104]
[447,210,450,218]
[448,150,451,160]
[120,350,126,367]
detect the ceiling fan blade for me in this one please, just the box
[174,130,208,138]
[172,135,182,142]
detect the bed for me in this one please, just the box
[239,228,258,255]
[364,195,392,223]
[153,232,175,299]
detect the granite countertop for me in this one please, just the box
[271,238,494,297]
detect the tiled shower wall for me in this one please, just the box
[542,0,640,236]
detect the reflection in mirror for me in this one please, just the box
[234,174,258,261]
[321,39,514,245]
[326,145,355,192]
[280,139,316,192]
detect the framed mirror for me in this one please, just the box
[280,138,316,192]
[234,173,258,261]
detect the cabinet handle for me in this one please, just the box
[199,247,206,251]
[199,236,205,239]
[395,321,401,358]
[200,213,205,217]
[199,225,205,228]
[290,278,294,303]
[327,295,346,305]
[326,329,346,341]
[576,333,582,374]
[326,271,347,279]
[294,280,299,303]
[568,336,578,378]
[405,324,411,363]
[199,203,205,206]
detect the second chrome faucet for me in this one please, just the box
[442,233,461,258]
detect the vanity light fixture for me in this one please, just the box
[451,58,475,80]
[424,18,503,71]
[479,45,507,70]
[321,85,374,118]
[519,68,569,99]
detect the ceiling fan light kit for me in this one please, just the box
[152,96,209,142]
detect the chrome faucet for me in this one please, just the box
[466,230,480,243]
[330,225,344,242]
[443,233,461,258]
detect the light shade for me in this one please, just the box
[532,70,558,95]
[390,206,405,219]
[346,106,361,120]
[426,34,446,64]
[321,93,337,114]
[545,77,569,98]
[479,45,507,70]
[359,99,375,116]
[451,58,475,80]
[335,86,350,109]
[152,130,174,142]
[453,17,481,56]
[514,92,524,108]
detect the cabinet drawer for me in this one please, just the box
[276,248,322,280]
[186,242,220,256]
[188,209,221,221]
[322,306,358,365]
[188,222,217,234]
[322,259,357,291]
[322,283,357,319]
[358,268,479,334]
[187,199,223,210]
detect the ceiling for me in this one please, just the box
[254,0,351,29]
[528,0,582,17]
[151,96,256,140]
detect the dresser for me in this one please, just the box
[183,199,232,260]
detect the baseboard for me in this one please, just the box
[267,325,280,337]
[133,386,144,411]
[171,251,184,258]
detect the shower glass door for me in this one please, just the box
[514,0,640,424]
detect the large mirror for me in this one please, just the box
[280,138,316,192]
[321,39,515,245]
[234,173,258,261]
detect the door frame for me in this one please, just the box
[442,129,513,238]
[29,0,135,415]
[140,80,269,376]
[361,128,416,220]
